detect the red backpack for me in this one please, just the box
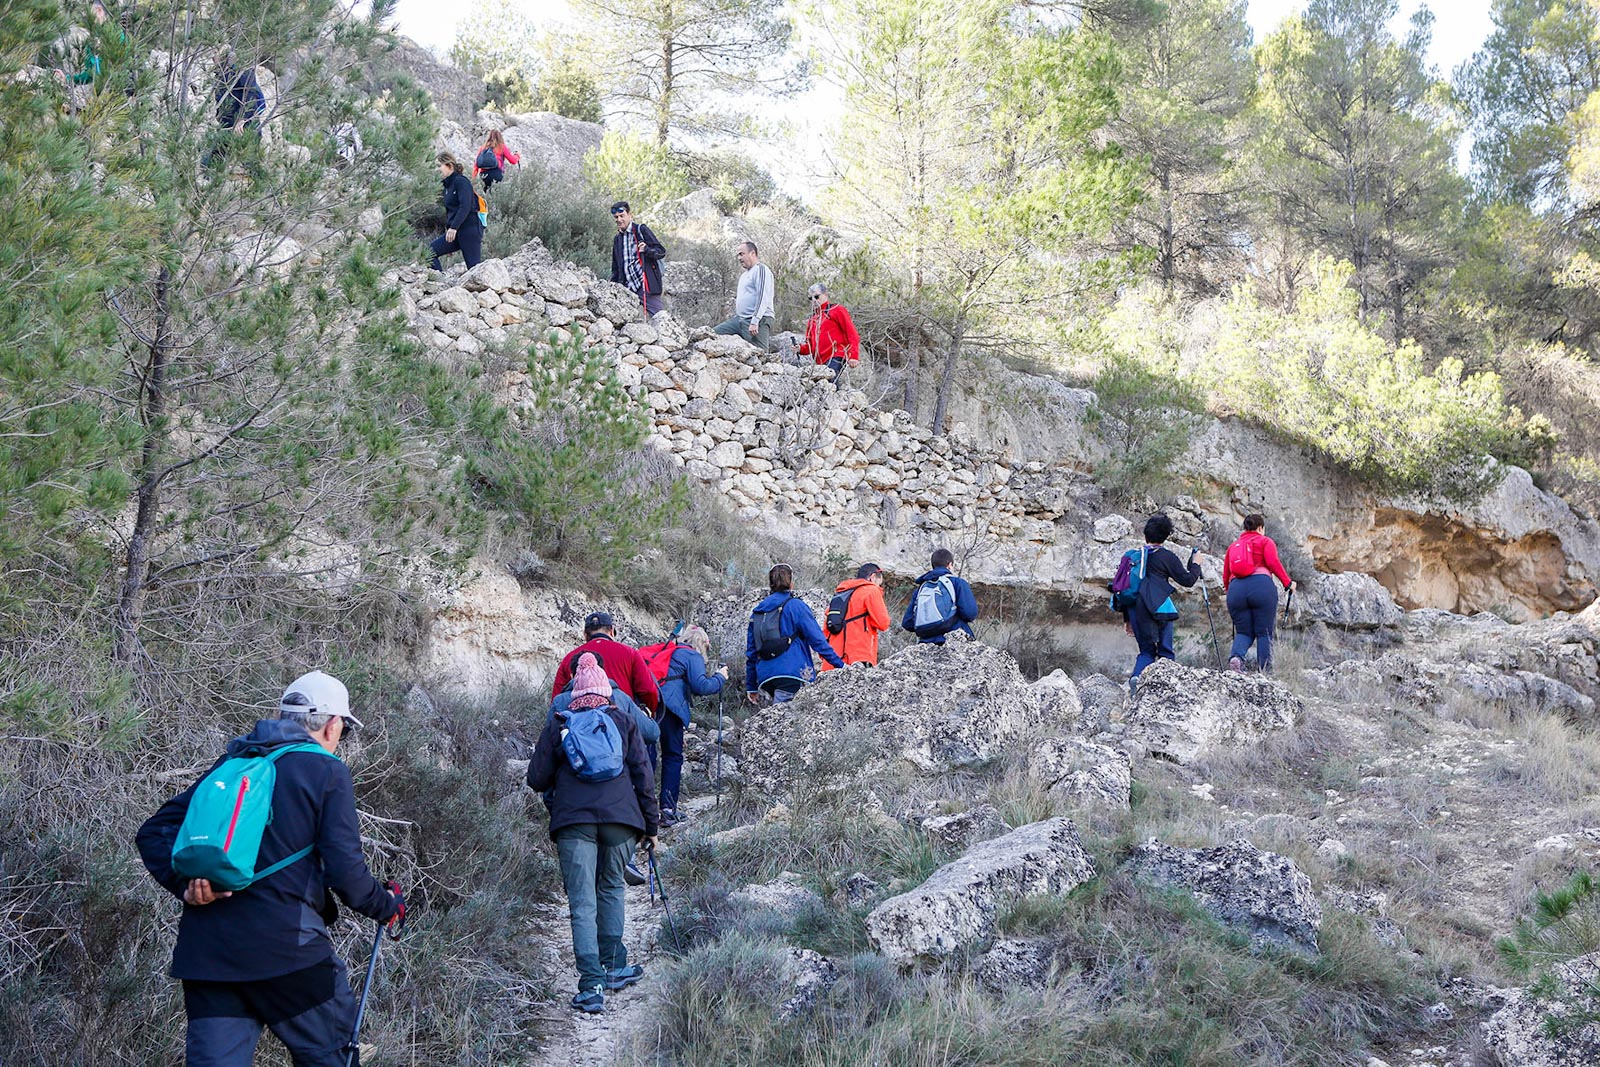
[1225,537,1259,579]
[639,641,679,682]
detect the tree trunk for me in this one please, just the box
[1158,164,1175,292]
[931,319,965,436]
[656,12,673,146]
[113,266,173,664]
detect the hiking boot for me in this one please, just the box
[660,808,682,829]
[571,989,605,1014]
[604,964,645,991]
[624,862,646,886]
[1228,656,1244,673]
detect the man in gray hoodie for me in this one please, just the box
[712,241,775,351]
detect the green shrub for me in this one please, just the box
[534,51,602,123]
[677,147,779,212]
[1086,345,1206,500]
[482,164,611,274]
[583,131,691,213]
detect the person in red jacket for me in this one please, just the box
[473,128,520,193]
[796,283,860,387]
[1221,513,1296,672]
[550,612,661,715]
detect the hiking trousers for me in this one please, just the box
[1226,573,1278,669]
[182,956,358,1066]
[1129,614,1175,692]
[713,314,773,352]
[429,224,482,271]
[555,822,637,994]
[650,713,686,814]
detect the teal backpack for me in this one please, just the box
[171,742,339,892]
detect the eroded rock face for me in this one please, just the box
[1124,838,1322,956]
[1306,653,1595,718]
[739,637,1053,797]
[1127,660,1301,764]
[866,818,1095,967]
[1481,952,1600,1065]
[497,112,603,188]
[1028,738,1131,810]
[1297,571,1402,630]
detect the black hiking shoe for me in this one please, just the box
[624,861,646,886]
[605,964,645,991]
[571,989,605,1014]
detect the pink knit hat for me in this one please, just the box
[571,652,610,700]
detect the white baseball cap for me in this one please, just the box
[279,670,364,729]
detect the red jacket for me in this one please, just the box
[474,143,519,177]
[797,301,860,364]
[1221,530,1292,590]
[550,635,660,713]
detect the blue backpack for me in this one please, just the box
[557,704,626,782]
[1108,547,1146,613]
[171,742,339,892]
[912,575,959,637]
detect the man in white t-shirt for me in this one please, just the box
[712,240,775,350]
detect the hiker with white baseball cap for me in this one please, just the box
[136,669,404,1066]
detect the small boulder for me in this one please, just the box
[865,818,1095,967]
[1031,670,1084,733]
[1299,571,1402,630]
[434,286,477,316]
[730,873,824,919]
[1127,659,1300,764]
[921,804,1010,855]
[1029,737,1131,810]
[778,948,840,1021]
[1124,837,1322,956]
[1481,951,1600,1065]
[589,280,642,324]
[1077,673,1125,735]
[1092,515,1133,543]
[973,938,1060,992]
[462,258,513,293]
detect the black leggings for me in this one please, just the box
[429,224,482,270]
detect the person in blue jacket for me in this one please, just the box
[901,547,980,645]
[745,564,845,705]
[651,624,726,825]
[135,671,404,1067]
[429,151,483,271]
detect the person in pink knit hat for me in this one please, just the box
[526,652,659,1014]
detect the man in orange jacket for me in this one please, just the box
[821,563,892,669]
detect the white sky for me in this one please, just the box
[388,0,1498,197]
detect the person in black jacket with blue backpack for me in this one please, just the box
[902,548,980,645]
[1117,514,1207,690]
[746,564,845,704]
[429,152,482,271]
[136,671,403,1067]
[526,653,659,1015]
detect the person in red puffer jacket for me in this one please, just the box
[796,283,861,387]
[1222,513,1296,672]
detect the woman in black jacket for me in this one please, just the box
[1125,513,1206,689]
[428,152,482,271]
[526,653,659,1014]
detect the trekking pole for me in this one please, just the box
[345,923,384,1067]
[1282,584,1295,624]
[1198,577,1223,671]
[714,684,724,811]
[646,841,682,953]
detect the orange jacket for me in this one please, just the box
[820,578,891,669]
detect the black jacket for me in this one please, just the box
[216,65,265,129]
[610,223,666,297]
[441,170,481,234]
[527,693,659,839]
[1132,545,1202,622]
[135,719,398,982]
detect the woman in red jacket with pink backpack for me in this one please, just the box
[1222,513,1296,671]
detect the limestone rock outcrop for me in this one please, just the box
[866,818,1095,967]
[1124,838,1322,956]
[739,637,1062,796]
[1297,571,1403,630]
[1480,952,1600,1065]
[1028,737,1131,810]
[1126,660,1301,764]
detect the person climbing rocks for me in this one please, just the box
[473,129,519,194]
[428,151,483,272]
[822,563,892,669]
[648,624,727,826]
[745,564,845,704]
[796,283,861,387]
[609,201,667,318]
[1222,512,1296,672]
[712,241,775,351]
[1122,513,1205,689]
[202,49,266,169]
[551,611,662,717]
[902,548,979,646]
[135,671,404,1067]
[526,652,659,1015]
